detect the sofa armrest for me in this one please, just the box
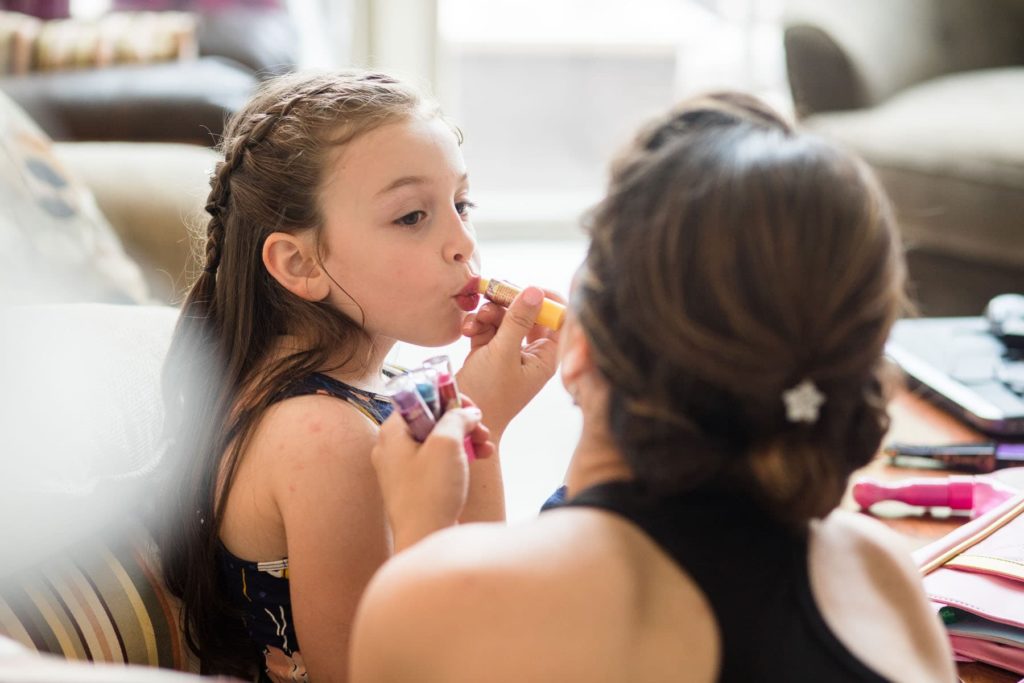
[0,57,256,145]
[53,142,217,303]
[783,0,948,116]
[784,0,1024,117]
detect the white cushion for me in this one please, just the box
[0,304,177,577]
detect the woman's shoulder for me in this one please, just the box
[809,509,957,683]
[351,509,718,682]
[814,507,910,553]
[386,504,687,584]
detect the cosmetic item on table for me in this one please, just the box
[853,475,1018,518]
[884,442,1024,473]
[386,373,436,442]
[477,278,566,331]
[423,355,476,460]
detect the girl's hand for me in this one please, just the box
[371,407,493,553]
[457,286,562,439]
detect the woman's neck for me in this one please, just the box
[563,425,633,498]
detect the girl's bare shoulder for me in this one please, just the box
[247,392,381,471]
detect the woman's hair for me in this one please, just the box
[576,92,907,528]
[155,70,438,675]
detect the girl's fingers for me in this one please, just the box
[469,423,495,459]
[468,327,498,350]
[475,302,505,325]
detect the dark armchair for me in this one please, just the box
[784,0,1024,315]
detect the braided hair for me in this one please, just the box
[155,71,436,675]
[575,92,907,528]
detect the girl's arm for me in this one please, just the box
[456,286,562,524]
[264,397,392,683]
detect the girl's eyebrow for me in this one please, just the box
[375,173,469,197]
[376,176,428,197]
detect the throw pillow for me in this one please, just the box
[0,522,196,671]
[0,88,150,304]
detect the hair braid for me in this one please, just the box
[202,88,336,275]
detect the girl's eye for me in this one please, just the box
[455,200,477,218]
[395,211,426,226]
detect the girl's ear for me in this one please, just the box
[262,232,330,302]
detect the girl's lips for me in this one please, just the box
[454,275,481,311]
[455,293,480,312]
[458,275,481,297]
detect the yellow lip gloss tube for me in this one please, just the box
[477,278,566,331]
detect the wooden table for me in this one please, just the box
[847,388,1023,683]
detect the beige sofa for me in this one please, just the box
[54,141,215,304]
[783,0,1024,315]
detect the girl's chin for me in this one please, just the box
[405,321,464,349]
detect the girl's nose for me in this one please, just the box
[444,212,476,265]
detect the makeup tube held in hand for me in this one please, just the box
[424,355,476,460]
[386,374,436,442]
[410,367,441,419]
[477,278,565,331]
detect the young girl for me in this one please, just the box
[156,70,559,682]
[351,93,958,682]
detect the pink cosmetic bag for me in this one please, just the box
[915,494,1024,677]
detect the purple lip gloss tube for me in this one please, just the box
[386,374,436,442]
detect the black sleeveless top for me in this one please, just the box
[548,480,891,682]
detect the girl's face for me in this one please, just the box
[317,115,480,347]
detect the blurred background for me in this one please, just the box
[1,0,1022,520]
[3,0,1022,313]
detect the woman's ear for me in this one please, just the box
[559,314,593,389]
[262,232,330,301]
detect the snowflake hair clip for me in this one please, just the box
[782,379,826,424]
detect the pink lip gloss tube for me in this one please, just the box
[386,374,436,442]
[424,355,476,460]
[852,475,1017,518]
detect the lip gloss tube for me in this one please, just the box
[386,374,436,442]
[477,278,565,331]
[410,367,441,419]
[852,475,1017,518]
[424,355,476,460]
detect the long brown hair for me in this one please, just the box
[576,92,906,528]
[154,71,435,675]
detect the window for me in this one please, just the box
[437,0,787,238]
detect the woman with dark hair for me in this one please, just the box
[351,93,957,682]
